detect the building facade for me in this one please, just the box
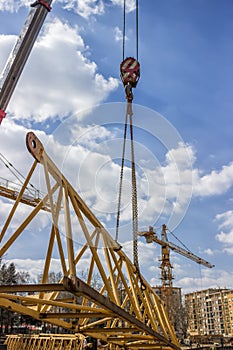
[185,288,233,338]
[153,286,183,334]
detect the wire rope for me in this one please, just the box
[122,0,139,60]
[0,152,42,197]
[136,0,139,60]
[167,226,193,253]
[115,112,128,243]
[122,0,126,60]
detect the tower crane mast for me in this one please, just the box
[139,224,214,326]
[0,0,53,124]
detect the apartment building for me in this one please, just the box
[185,288,233,337]
[153,286,183,334]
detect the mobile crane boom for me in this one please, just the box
[0,0,53,124]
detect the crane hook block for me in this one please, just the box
[120,57,140,88]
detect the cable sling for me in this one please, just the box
[116,0,142,273]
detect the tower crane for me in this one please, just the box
[0,0,53,124]
[139,224,214,326]
[139,224,214,268]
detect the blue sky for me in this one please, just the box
[0,0,233,294]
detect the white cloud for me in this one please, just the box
[0,0,105,17]
[110,0,135,13]
[0,120,35,179]
[1,18,118,122]
[6,251,233,297]
[1,123,233,297]
[162,147,233,226]
[203,248,214,256]
[58,0,136,17]
[1,118,233,292]
[0,0,28,12]
[216,210,233,231]
[72,138,194,230]
[122,239,223,295]
[215,211,233,254]
[0,0,134,16]
[6,258,64,282]
[114,26,123,42]
[2,118,233,242]
[177,269,233,295]
[193,162,233,196]
[0,35,16,73]
[0,198,49,232]
[159,143,233,202]
[57,0,105,19]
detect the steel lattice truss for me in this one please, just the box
[5,334,85,350]
[0,132,180,350]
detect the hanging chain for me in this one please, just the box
[116,0,142,276]
[115,112,128,243]
[129,111,139,269]
[115,104,139,269]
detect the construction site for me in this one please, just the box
[0,1,232,349]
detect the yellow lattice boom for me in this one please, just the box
[5,334,84,350]
[0,132,180,350]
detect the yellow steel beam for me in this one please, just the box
[0,132,180,350]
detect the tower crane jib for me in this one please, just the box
[139,224,214,269]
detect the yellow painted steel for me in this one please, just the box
[0,132,181,350]
[5,334,84,350]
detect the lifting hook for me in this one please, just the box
[120,57,140,102]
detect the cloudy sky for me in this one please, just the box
[0,0,233,295]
